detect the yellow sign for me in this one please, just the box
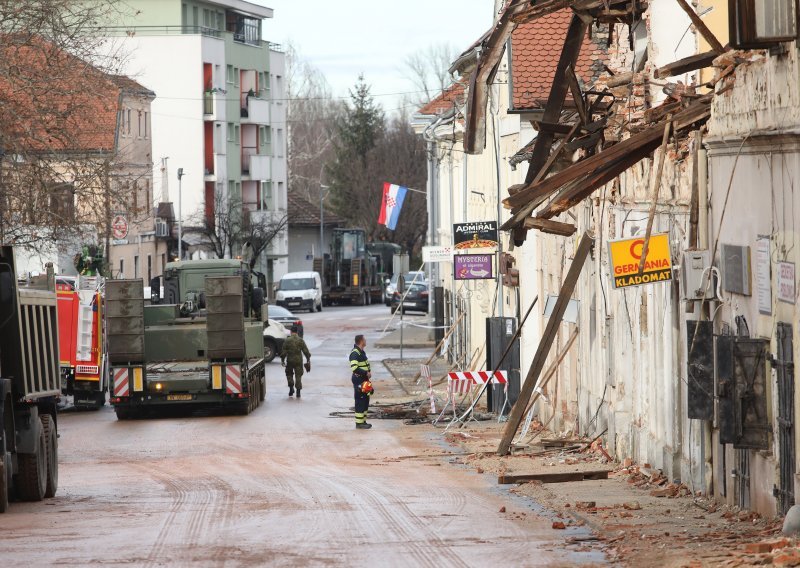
[608,233,673,289]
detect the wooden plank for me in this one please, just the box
[675,0,725,53]
[532,121,574,135]
[498,469,611,484]
[565,64,588,125]
[606,71,634,88]
[506,98,712,212]
[523,217,577,236]
[638,118,672,274]
[655,50,718,79]
[497,234,593,456]
[689,129,701,247]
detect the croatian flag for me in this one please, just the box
[378,183,408,231]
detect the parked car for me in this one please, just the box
[266,305,304,337]
[390,281,429,314]
[275,271,323,312]
[263,318,289,362]
[384,271,426,306]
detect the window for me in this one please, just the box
[234,124,240,145]
[182,3,187,26]
[49,183,75,221]
[145,179,151,211]
[134,255,140,279]
[216,11,224,31]
[259,125,271,147]
[227,13,261,45]
[233,67,240,88]
[192,6,198,28]
[119,259,124,277]
[132,180,138,212]
[261,181,273,210]
[138,111,143,138]
[226,64,234,84]
[147,255,152,282]
[161,254,166,272]
[227,122,234,141]
[144,111,149,138]
[730,0,798,47]
[126,109,131,136]
[276,128,283,156]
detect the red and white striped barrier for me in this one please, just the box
[113,368,129,397]
[225,365,242,394]
[447,370,508,385]
[420,364,436,413]
[434,370,510,430]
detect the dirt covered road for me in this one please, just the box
[0,305,603,567]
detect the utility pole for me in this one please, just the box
[319,184,329,258]
[177,168,184,260]
[0,148,5,245]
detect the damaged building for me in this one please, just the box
[418,0,800,518]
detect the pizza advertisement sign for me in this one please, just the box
[453,221,498,250]
[608,233,673,289]
[111,214,129,240]
[454,254,493,280]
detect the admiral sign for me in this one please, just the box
[453,221,498,250]
[608,233,673,289]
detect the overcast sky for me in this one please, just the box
[259,1,493,112]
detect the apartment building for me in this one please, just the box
[103,0,289,285]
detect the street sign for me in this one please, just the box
[778,261,796,304]
[422,245,454,263]
[454,254,493,280]
[608,233,672,289]
[111,214,129,240]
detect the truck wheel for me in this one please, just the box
[115,407,136,420]
[17,417,47,502]
[41,414,58,498]
[316,301,322,312]
[0,438,8,513]
[263,339,277,363]
[93,391,106,409]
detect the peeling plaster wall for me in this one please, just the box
[705,43,800,518]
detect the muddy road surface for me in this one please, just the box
[1,305,602,567]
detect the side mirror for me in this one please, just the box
[251,287,265,318]
[149,277,161,304]
[384,278,390,285]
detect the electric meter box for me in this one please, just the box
[680,250,716,301]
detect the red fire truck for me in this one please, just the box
[56,276,106,409]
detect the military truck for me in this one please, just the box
[0,246,61,512]
[106,259,267,420]
[314,228,386,306]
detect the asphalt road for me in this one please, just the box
[0,304,600,567]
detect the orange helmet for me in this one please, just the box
[361,380,374,395]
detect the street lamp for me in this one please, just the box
[177,168,184,260]
[319,184,330,258]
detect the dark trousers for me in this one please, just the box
[354,389,369,424]
[286,365,304,390]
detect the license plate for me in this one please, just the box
[166,394,193,401]
[289,303,300,307]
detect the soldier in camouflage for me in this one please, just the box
[280,326,311,398]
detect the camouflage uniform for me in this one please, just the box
[280,334,311,392]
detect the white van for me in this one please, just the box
[276,271,323,312]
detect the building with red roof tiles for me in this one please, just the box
[509,10,606,113]
[0,35,169,282]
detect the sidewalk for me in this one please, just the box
[374,322,435,349]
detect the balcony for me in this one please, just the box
[204,92,213,115]
[204,154,226,182]
[240,96,270,124]
[242,149,270,180]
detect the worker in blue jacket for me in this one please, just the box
[349,334,373,429]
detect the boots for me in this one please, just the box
[296,389,301,398]
[288,386,294,397]
[355,423,372,429]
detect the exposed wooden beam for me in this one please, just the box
[638,118,672,274]
[522,217,578,236]
[497,233,593,456]
[565,64,588,125]
[675,0,725,53]
[655,50,718,79]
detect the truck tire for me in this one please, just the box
[17,417,47,502]
[263,339,277,363]
[41,414,58,498]
[115,407,136,420]
[0,438,8,513]
[93,391,106,409]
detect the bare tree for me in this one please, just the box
[0,1,135,258]
[402,42,460,106]
[285,42,343,204]
[192,192,287,270]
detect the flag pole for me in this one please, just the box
[404,187,427,196]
